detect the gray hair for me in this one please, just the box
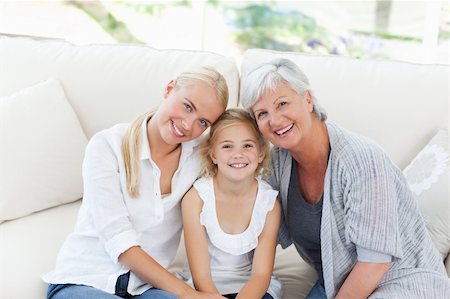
[240,58,327,121]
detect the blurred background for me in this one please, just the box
[0,0,449,65]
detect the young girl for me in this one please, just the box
[43,66,229,299]
[180,108,283,299]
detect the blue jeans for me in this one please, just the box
[47,272,178,299]
[305,281,327,299]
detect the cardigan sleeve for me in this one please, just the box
[342,141,404,260]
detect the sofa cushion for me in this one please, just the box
[0,200,81,298]
[403,130,449,259]
[272,245,317,298]
[0,36,240,138]
[0,78,87,222]
[240,49,449,169]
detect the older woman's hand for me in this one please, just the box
[335,261,391,299]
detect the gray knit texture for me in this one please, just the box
[270,122,450,298]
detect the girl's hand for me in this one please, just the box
[179,289,226,299]
[203,293,227,299]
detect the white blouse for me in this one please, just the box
[179,177,283,299]
[43,118,201,295]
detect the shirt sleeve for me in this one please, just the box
[356,245,392,263]
[82,133,140,263]
[343,141,404,260]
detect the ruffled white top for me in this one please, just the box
[179,177,283,299]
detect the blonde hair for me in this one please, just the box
[199,108,271,179]
[122,66,229,198]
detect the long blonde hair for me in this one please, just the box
[199,108,271,179]
[122,66,229,198]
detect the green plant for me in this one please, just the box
[226,4,335,54]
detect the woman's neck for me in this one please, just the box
[291,119,330,172]
[146,116,180,159]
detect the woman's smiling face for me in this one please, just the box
[156,80,224,145]
[251,82,315,151]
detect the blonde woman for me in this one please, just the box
[43,66,229,299]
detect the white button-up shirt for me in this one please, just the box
[43,118,201,295]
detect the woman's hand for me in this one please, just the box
[119,246,225,298]
[335,261,390,299]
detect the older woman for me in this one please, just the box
[241,58,450,299]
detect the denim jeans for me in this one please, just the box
[47,272,178,299]
[305,281,327,299]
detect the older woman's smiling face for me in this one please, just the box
[251,82,315,151]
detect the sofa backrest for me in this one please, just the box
[240,49,449,168]
[2,36,447,169]
[0,36,240,138]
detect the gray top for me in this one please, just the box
[287,159,324,286]
[270,122,450,298]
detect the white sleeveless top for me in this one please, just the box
[179,177,283,299]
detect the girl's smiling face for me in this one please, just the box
[210,122,265,182]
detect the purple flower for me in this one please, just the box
[307,38,323,49]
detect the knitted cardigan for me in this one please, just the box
[270,122,450,298]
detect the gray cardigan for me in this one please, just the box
[270,122,450,298]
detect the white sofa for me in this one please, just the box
[0,35,448,299]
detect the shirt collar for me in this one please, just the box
[139,115,152,161]
[181,134,202,158]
